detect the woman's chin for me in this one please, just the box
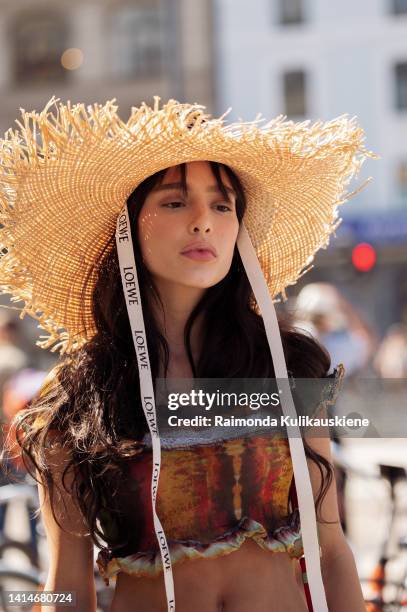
[151,269,228,290]
[174,277,223,290]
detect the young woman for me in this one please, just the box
[0,98,374,611]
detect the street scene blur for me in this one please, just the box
[0,0,407,610]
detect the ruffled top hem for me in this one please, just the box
[96,509,305,587]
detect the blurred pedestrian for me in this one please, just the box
[293,283,378,535]
[0,367,47,561]
[294,282,377,377]
[373,323,407,378]
[0,310,29,404]
[0,310,30,525]
[2,367,48,475]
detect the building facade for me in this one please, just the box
[214,0,407,331]
[215,0,407,213]
[0,0,215,133]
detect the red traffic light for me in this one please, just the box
[351,242,376,272]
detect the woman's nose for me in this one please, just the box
[187,204,212,234]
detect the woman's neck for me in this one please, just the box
[151,278,206,372]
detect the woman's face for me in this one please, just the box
[138,161,240,289]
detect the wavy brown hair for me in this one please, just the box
[3,161,336,553]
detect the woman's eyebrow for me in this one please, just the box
[152,182,236,198]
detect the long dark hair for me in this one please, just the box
[6,161,336,552]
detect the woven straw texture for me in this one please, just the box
[0,96,377,354]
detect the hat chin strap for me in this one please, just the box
[115,206,328,612]
[237,222,328,612]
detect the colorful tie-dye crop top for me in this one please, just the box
[95,364,345,586]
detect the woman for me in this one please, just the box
[0,98,374,611]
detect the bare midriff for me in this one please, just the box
[109,539,309,612]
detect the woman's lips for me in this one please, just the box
[181,249,216,261]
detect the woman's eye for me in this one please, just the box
[162,201,184,208]
[161,202,233,212]
[216,204,233,212]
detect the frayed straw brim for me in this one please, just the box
[0,96,377,355]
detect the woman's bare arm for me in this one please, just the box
[37,435,97,612]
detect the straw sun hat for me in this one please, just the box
[0,96,376,355]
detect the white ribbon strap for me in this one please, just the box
[115,205,176,612]
[237,222,329,612]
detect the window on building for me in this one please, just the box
[391,0,407,15]
[278,0,304,25]
[398,161,407,203]
[395,62,407,110]
[13,12,68,85]
[283,70,307,117]
[110,4,165,79]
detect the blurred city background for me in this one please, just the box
[0,0,407,610]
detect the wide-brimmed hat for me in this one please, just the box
[0,96,376,354]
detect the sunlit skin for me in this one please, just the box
[137,161,240,370]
